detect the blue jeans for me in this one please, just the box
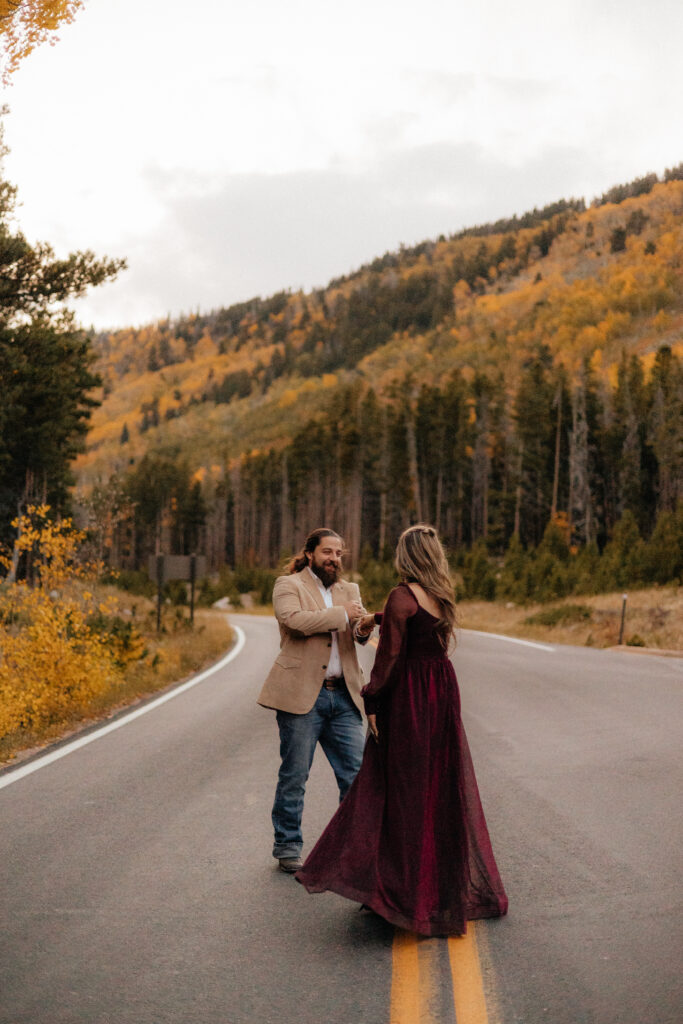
[272,684,365,859]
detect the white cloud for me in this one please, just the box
[2,0,682,328]
[70,141,607,329]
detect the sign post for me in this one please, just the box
[618,593,627,645]
[155,554,164,633]
[148,554,207,632]
[190,553,197,626]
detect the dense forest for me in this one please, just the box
[3,157,683,599]
[82,342,682,603]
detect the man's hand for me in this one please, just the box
[367,714,379,741]
[342,599,364,621]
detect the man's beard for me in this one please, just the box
[312,561,341,589]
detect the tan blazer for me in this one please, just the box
[257,570,369,715]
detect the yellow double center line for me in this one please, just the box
[390,927,490,1024]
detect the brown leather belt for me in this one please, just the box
[323,677,345,690]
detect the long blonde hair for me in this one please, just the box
[395,524,456,647]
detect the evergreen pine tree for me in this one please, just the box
[0,121,124,545]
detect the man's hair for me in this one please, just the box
[287,528,343,574]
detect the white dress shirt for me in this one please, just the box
[307,566,345,679]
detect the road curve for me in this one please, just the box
[1,615,681,1024]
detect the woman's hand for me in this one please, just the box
[367,714,379,742]
[356,613,375,636]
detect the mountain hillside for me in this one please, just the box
[73,171,683,576]
[80,174,683,488]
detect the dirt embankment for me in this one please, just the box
[457,586,682,654]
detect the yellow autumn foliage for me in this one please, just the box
[0,507,134,738]
[0,0,83,82]
[279,388,298,408]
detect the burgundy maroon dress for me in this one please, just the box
[296,583,508,936]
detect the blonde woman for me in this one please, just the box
[296,524,508,936]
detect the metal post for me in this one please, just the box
[156,554,164,633]
[189,553,196,627]
[618,593,627,645]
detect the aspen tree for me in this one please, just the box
[0,0,83,81]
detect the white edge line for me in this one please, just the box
[461,628,555,652]
[0,624,246,792]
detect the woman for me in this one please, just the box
[296,524,508,936]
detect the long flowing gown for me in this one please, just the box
[295,583,508,937]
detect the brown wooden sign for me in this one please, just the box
[148,554,207,630]
[148,555,207,582]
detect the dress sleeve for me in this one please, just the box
[361,585,417,715]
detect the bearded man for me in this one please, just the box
[258,527,375,873]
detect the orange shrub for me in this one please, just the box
[0,507,126,737]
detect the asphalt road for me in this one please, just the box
[1,615,681,1024]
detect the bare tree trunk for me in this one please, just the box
[347,473,362,569]
[259,503,271,566]
[247,476,258,564]
[378,406,390,556]
[405,404,422,522]
[551,382,562,519]
[618,395,641,518]
[483,470,489,539]
[280,455,293,557]
[435,467,443,533]
[7,471,35,583]
[471,398,490,540]
[232,466,242,566]
[304,475,324,539]
[456,470,463,547]
[111,518,120,569]
[569,379,593,545]
[513,441,523,538]
[324,461,336,527]
[420,469,430,527]
[378,491,387,556]
[315,473,325,530]
[127,515,137,571]
[207,492,227,571]
[7,501,24,583]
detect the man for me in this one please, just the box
[258,527,375,873]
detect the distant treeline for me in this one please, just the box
[125,215,581,388]
[595,164,683,208]
[125,209,603,422]
[103,166,683,421]
[88,344,682,598]
[129,208,577,386]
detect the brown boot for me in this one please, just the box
[278,857,303,873]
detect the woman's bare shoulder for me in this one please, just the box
[404,582,442,618]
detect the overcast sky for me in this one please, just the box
[2,0,682,330]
